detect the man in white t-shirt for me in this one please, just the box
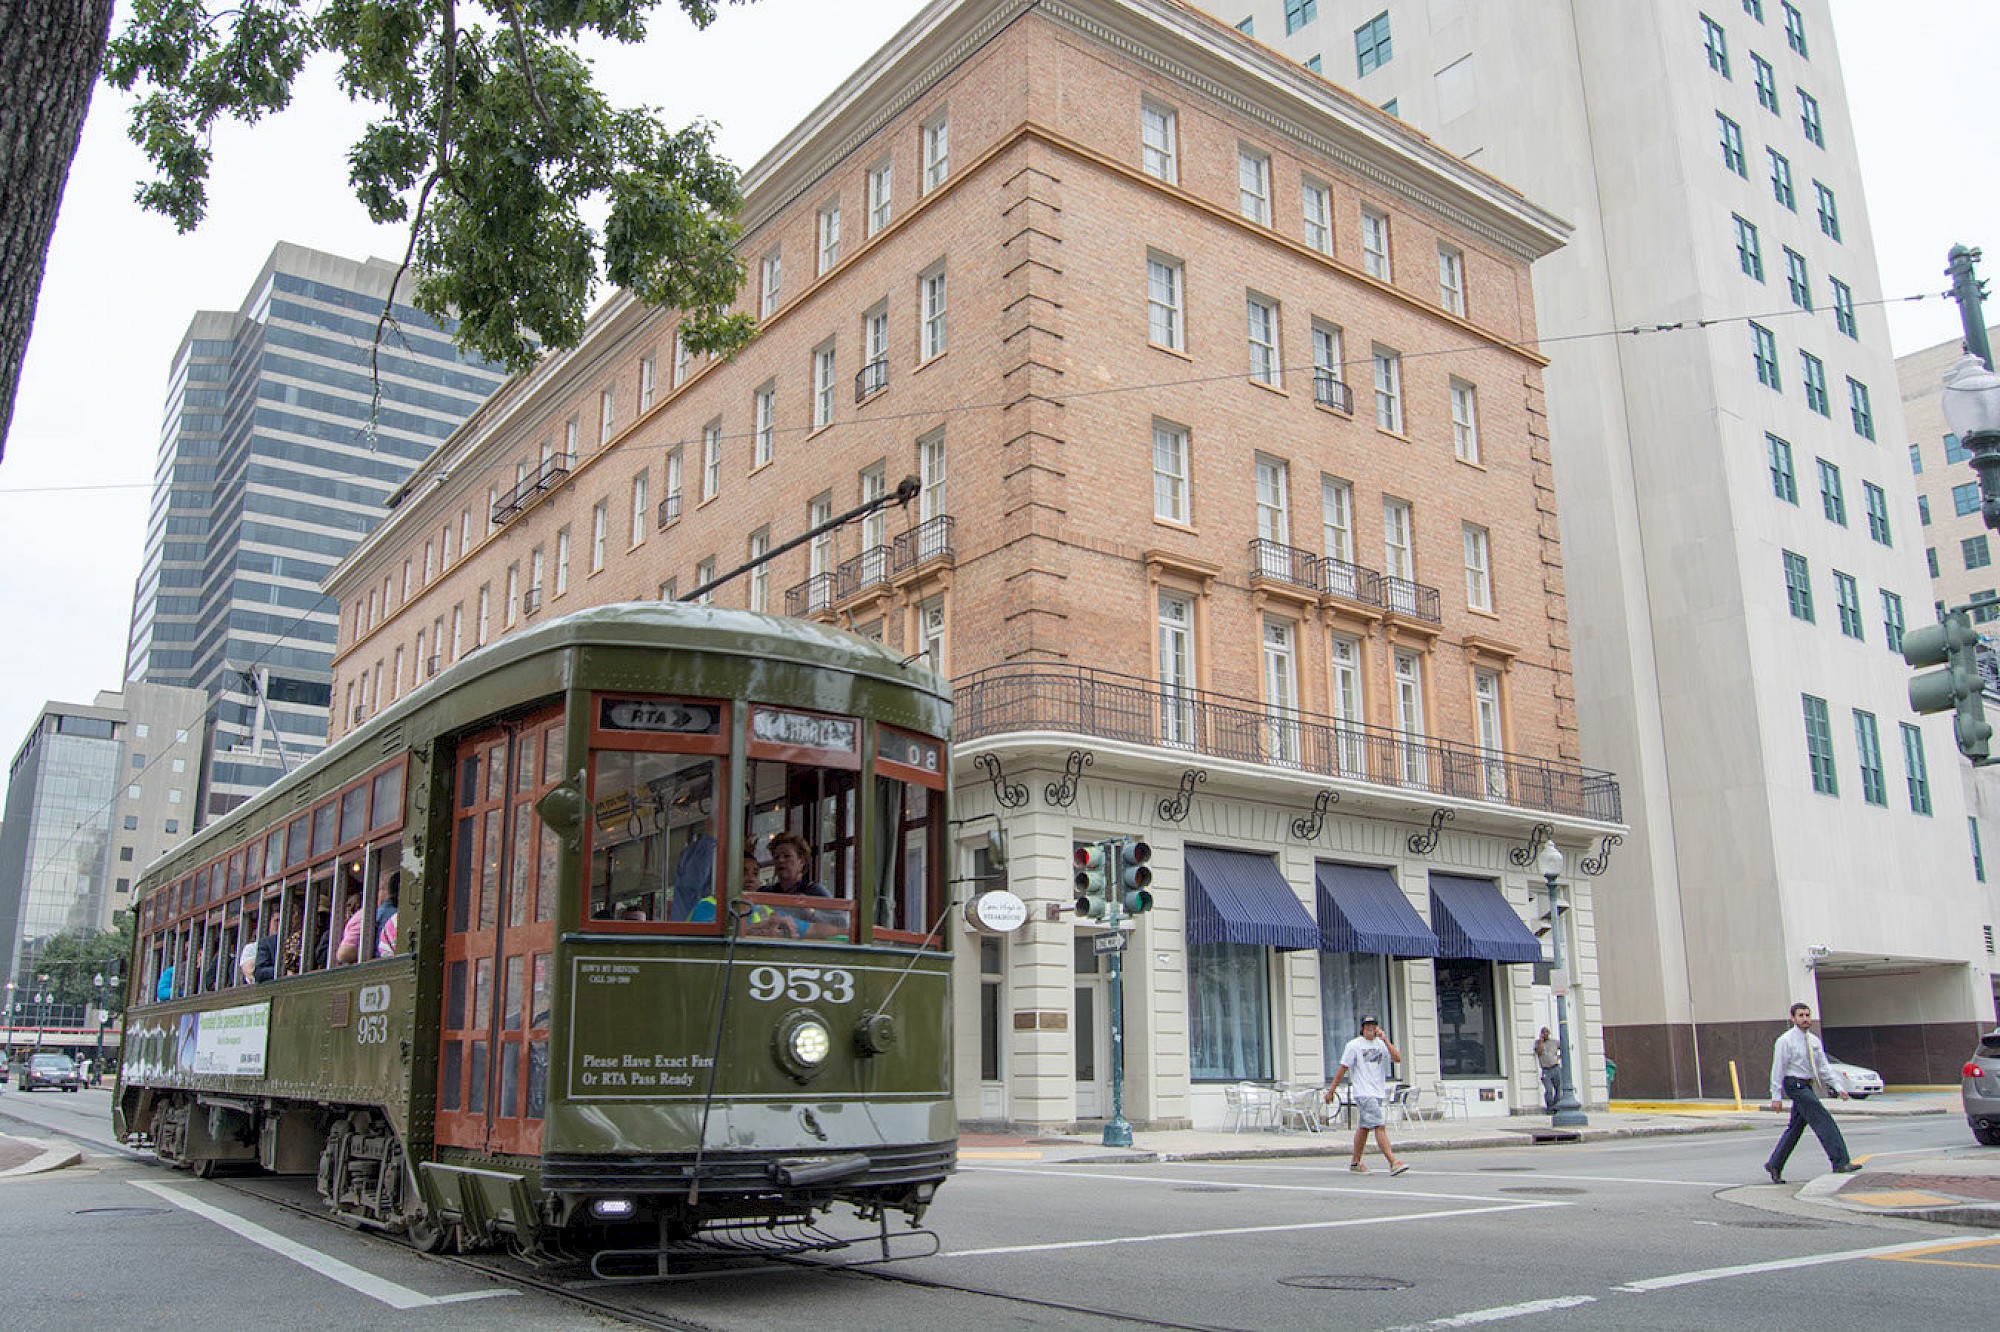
[1324,1015,1409,1175]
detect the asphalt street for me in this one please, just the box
[2,1088,1994,1330]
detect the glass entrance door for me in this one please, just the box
[436,708,565,1155]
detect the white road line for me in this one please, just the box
[1612,1237,1974,1292]
[130,1180,516,1310]
[946,1200,1562,1258]
[965,1164,1525,1204]
[1396,1294,1599,1327]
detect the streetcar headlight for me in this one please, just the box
[773,1009,834,1082]
[788,1019,832,1066]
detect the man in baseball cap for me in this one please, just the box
[1325,1015,1409,1175]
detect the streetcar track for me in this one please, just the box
[3,1108,1220,1330]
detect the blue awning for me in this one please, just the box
[1316,863,1440,957]
[1429,873,1542,963]
[1184,847,1320,951]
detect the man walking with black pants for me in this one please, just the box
[1764,1002,1860,1184]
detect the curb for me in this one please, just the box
[1797,1167,2000,1230]
[1048,1117,1759,1165]
[0,1135,83,1179]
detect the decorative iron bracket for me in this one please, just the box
[1408,808,1453,856]
[1507,821,1555,868]
[1580,833,1623,877]
[1158,768,1207,823]
[1045,749,1092,808]
[1290,789,1339,840]
[973,753,1029,810]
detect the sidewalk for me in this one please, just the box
[0,1131,81,1178]
[961,1092,1999,1228]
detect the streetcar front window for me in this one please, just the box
[587,751,721,924]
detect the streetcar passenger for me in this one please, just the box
[769,831,846,939]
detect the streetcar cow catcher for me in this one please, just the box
[115,604,955,1270]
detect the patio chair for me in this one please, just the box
[1278,1084,1326,1133]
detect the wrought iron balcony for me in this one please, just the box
[855,358,889,401]
[784,573,837,617]
[1249,538,1320,593]
[954,662,1621,822]
[1381,575,1442,623]
[1322,555,1384,609]
[892,515,955,574]
[1313,369,1353,414]
[491,452,574,526]
[835,545,893,600]
[657,492,682,529]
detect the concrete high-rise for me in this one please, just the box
[123,243,506,824]
[1204,0,1991,1087]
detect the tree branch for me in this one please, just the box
[371,0,456,441]
[502,0,558,132]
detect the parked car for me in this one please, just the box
[14,1053,81,1093]
[1825,1056,1883,1099]
[1966,1029,2000,1147]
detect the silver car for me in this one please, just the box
[1966,1029,2000,1147]
[1825,1056,1883,1099]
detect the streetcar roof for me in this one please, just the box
[139,602,948,892]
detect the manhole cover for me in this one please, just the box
[1173,1184,1239,1193]
[74,1207,171,1217]
[1279,1275,1415,1292]
[1479,1165,1535,1172]
[1499,1186,1586,1196]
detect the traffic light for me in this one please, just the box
[1074,842,1111,921]
[1114,839,1154,915]
[1905,608,1993,763]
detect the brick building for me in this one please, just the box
[324,0,1623,1130]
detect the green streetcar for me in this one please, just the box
[115,603,955,1267]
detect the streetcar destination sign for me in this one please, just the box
[600,698,720,734]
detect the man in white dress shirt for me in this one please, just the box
[1764,1002,1860,1184]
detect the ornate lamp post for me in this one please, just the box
[1535,841,1588,1127]
[92,971,114,1087]
[1942,354,2000,532]
[33,974,53,1053]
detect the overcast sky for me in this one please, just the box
[0,0,1990,764]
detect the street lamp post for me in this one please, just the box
[93,972,108,1088]
[34,978,53,1054]
[1535,841,1588,1128]
[1942,353,2000,533]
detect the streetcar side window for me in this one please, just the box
[587,751,721,925]
[872,727,948,947]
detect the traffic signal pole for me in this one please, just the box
[1904,605,1994,763]
[1074,839,1150,1148]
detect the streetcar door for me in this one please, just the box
[436,709,566,1156]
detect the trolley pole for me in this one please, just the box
[1102,894,1133,1148]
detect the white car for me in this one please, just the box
[1826,1056,1883,1099]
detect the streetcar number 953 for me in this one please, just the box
[747,966,855,1004]
[355,1014,390,1044]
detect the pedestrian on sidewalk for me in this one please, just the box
[1535,1027,1561,1113]
[1325,1015,1409,1176]
[1763,1001,1860,1184]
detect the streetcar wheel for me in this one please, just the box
[407,1210,454,1254]
[190,1156,218,1179]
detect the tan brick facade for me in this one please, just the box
[325,0,1621,1131]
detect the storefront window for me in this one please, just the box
[1436,958,1500,1076]
[1188,940,1273,1082]
[1320,951,1390,1073]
